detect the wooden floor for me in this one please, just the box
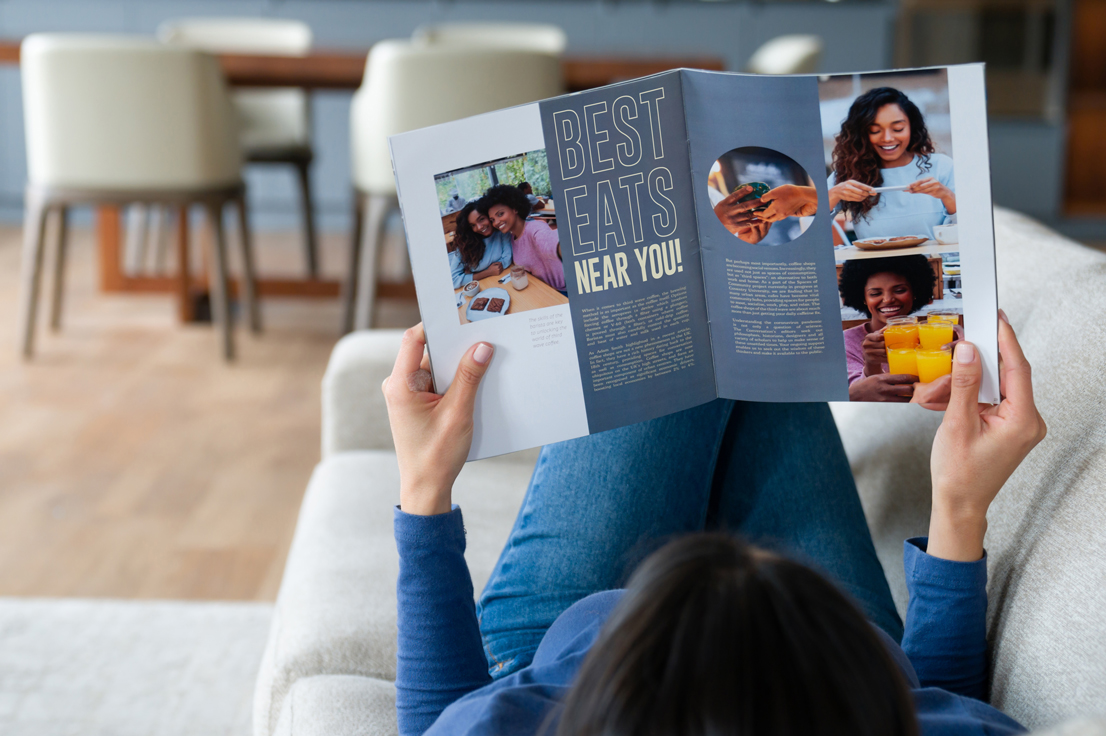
[0,224,419,601]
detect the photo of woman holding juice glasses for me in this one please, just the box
[479,184,566,294]
[839,255,960,403]
[448,201,514,289]
[828,87,956,240]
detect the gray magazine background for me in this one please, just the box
[683,71,850,402]
[539,72,717,434]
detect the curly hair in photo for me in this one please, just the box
[478,184,532,222]
[838,255,936,317]
[452,200,489,271]
[832,87,935,223]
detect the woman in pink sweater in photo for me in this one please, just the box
[480,184,566,294]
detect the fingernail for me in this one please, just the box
[956,342,975,364]
[473,343,493,365]
[998,309,1010,324]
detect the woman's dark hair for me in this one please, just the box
[479,183,531,220]
[452,200,487,270]
[832,87,935,222]
[838,255,935,317]
[556,534,918,736]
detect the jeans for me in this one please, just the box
[475,399,903,678]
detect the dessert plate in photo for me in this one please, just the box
[853,235,929,250]
[466,287,511,321]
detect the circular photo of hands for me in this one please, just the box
[708,146,817,246]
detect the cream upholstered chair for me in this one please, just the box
[411,22,567,54]
[18,33,259,361]
[158,18,320,277]
[746,34,823,75]
[343,40,565,332]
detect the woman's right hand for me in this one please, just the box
[848,373,915,402]
[829,180,874,209]
[713,185,764,234]
[382,324,494,516]
[860,328,888,376]
[926,314,1046,561]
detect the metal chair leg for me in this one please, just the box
[49,205,69,331]
[353,193,393,332]
[295,157,318,278]
[340,189,365,335]
[235,194,262,334]
[206,202,234,361]
[17,195,51,359]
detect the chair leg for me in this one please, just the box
[353,193,393,332]
[205,202,234,361]
[340,189,365,335]
[295,157,318,278]
[49,205,70,331]
[234,194,262,334]
[17,196,50,359]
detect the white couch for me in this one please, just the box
[253,208,1106,736]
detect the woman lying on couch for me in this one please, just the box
[382,312,1045,736]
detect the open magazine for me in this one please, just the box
[390,64,999,460]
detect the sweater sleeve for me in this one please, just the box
[900,537,989,701]
[395,506,493,736]
[449,250,469,289]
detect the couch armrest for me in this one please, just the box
[321,330,406,459]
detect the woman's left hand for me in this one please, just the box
[735,220,772,244]
[382,324,494,515]
[906,177,957,213]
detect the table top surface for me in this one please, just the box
[0,40,724,91]
[455,267,567,323]
[835,240,961,261]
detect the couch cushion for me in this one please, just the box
[253,450,534,736]
[321,330,406,458]
[834,207,1106,729]
[273,675,397,736]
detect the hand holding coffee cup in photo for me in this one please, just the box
[510,266,529,291]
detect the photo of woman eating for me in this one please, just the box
[828,86,956,240]
[480,184,566,294]
[839,255,959,403]
[448,201,514,289]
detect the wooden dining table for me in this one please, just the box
[0,40,722,321]
[456,268,568,323]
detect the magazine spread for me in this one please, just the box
[390,64,999,460]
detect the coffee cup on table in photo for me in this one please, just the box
[510,267,529,291]
[462,280,481,301]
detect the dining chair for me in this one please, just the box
[18,33,260,361]
[745,35,823,75]
[158,17,320,277]
[411,22,568,54]
[342,40,565,332]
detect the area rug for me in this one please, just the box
[0,597,272,736]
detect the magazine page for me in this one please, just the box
[536,71,717,433]
[818,64,999,404]
[682,70,851,402]
[683,64,999,404]
[391,104,589,460]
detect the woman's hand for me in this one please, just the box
[382,324,494,516]
[829,180,874,208]
[735,220,772,244]
[472,263,504,280]
[911,375,951,409]
[906,177,957,214]
[714,185,764,234]
[760,184,818,222]
[927,314,1047,561]
[848,373,915,402]
[860,328,889,377]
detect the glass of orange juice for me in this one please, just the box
[886,347,918,376]
[927,311,959,325]
[918,321,955,349]
[883,316,919,349]
[916,346,953,383]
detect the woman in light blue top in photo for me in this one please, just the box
[449,200,513,289]
[828,87,956,240]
